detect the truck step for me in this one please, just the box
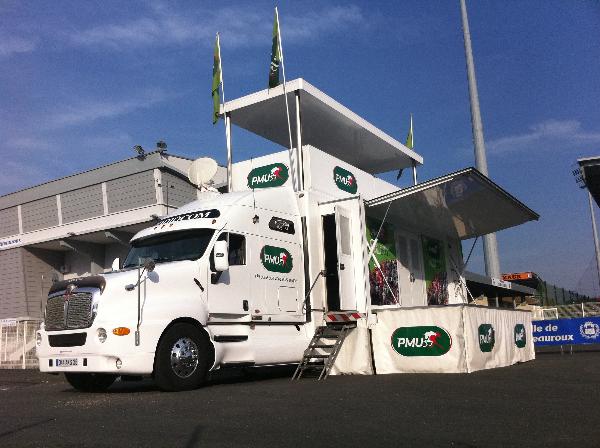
[291,324,354,381]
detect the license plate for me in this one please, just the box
[56,358,78,367]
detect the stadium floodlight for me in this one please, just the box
[133,145,145,159]
[156,140,167,153]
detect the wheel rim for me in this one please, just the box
[170,337,199,378]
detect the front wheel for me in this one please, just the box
[64,373,117,392]
[154,323,211,392]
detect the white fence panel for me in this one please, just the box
[0,320,41,369]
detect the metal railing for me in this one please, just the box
[532,302,600,320]
[0,319,41,369]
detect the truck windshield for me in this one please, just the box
[123,229,215,268]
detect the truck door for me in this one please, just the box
[208,232,251,319]
[396,230,426,307]
[335,204,358,311]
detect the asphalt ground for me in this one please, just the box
[1,352,599,448]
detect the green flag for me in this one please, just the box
[212,34,222,125]
[405,114,414,149]
[268,10,281,88]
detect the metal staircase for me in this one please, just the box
[292,324,354,381]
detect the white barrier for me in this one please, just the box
[0,319,41,369]
[333,306,534,375]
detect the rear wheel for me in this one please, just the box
[154,323,211,392]
[64,373,117,392]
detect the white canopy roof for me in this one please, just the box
[365,168,539,240]
[222,79,423,174]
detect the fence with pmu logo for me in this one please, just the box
[368,306,534,374]
[0,318,41,369]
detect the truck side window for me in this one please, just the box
[217,233,246,266]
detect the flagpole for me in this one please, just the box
[275,7,298,191]
[217,33,233,192]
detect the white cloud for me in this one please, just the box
[0,159,55,195]
[6,136,52,151]
[68,4,364,50]
[487,119,600,154]
[45,89,173,129]
[0,36,36,58]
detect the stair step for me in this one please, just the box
[300,364,325,370]
[309,344,335,349]
[304,354,329,359]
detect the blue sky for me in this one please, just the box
[1,1,599,294]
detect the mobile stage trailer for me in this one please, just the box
[36,79,538,391]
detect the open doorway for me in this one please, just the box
[322,214,340,311]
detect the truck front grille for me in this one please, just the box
[45,292,93,331]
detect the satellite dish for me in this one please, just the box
[188,157,218,189]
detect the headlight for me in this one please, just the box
[97,328,107,343]
[91,301,99,322]
[36,332,42,346]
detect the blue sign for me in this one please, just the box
[532,317,600,346]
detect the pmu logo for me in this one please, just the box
[478,324,495,352]
[260,245,293,273]
[247,163,289,189]
[391,326,452,357]
[333,166,358,194]
[514,324,527,348]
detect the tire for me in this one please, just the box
[154,323,211,392]
[64,373,117,392]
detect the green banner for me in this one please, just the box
[391,326,452,356]
[268,10,281,88]
[422,236,448,305]
[260,245,293,273]
[247,163,289,189]
[333,166,358,194]
[366,217,398,306]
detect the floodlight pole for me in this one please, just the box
[460,0,501,279]
[588,191,600,292]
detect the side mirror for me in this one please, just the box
[213,240,229,272]
[111,258,120,271]
[144,258,156,272]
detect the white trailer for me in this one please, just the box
[36,80,538,391]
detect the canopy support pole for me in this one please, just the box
[412,160,418,185]
[225,112,232,192]
[295,91,303,190]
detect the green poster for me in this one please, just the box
[366,217,399,306]
[422,236,448,305]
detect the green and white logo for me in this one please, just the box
[514,324,526,348]
[260,245,293,273]
[333,166,358,194]
[391,326,452,357]
[478,324,495,352]
[247,163,289,189]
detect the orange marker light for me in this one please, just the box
[112,327,131,336]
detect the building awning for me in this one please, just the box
[365,168,539,240]
[222,78,423,174]
[465,271,537,298]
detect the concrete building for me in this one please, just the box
[0,151,225,320]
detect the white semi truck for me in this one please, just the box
[36,80,538,391]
